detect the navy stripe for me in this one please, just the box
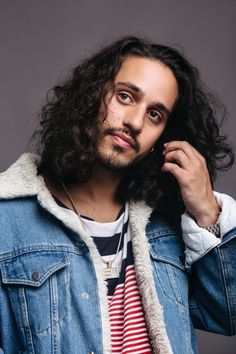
[86,218,129,239]
[91,219,129,255]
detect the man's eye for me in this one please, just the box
[148,110,162,122]
[118,92,132,103]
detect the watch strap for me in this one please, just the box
[201,222,221,238]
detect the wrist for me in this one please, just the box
[197,213,219,227]
[194,195,221,227]
[195,204,221,238]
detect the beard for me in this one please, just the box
[95,145,145,174]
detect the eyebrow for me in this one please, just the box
[115,81,171,117]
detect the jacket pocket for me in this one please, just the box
[0,249,70,334]
[149,235,189,306]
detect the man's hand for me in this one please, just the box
[161,141,221,226]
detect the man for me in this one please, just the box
[0,36,235,354]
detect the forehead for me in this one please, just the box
[114,56,179,111]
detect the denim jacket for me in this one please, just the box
[0,154,235,354]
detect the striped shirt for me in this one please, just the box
[81,203,152,354]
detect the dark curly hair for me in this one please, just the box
[34,36,234,222]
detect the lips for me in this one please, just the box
[110,132,136,149]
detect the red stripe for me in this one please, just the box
[123,347,152,354]
[122,333,149,344]
[109,265,152,353]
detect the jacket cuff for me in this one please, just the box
[181,191,236,269]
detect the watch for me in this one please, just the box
[201,222,221,238]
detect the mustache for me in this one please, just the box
[103,127,140,151]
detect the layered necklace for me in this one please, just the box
[61,182,125,279]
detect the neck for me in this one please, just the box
[43,167,125,222]
[71,166,123,203]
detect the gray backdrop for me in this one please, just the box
[0,1,235,353]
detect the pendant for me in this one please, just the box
[103,261,119,279]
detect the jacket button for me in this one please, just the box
[32,271,40,281]
[82,292,89,299]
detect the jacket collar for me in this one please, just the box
[129,201,173,354]
[0,153,41,199]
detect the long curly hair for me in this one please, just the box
[34,36,234,222]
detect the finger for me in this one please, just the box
[161,162,188,185]
[164,141,201,161]
[164,149,190,169]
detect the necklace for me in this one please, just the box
[61,182,123,279]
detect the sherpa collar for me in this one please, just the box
[0,153,41,199]
[0,153,173,354]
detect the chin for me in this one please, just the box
[96,149,145,173]
[99,158,134,173]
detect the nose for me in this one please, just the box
[123,105,145,134]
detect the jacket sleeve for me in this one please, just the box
[181,192,236,335]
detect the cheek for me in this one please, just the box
[107,96,119,113]
[105,103,123,125]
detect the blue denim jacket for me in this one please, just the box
[0,154,235,354]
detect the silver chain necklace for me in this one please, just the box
[61,182,124,279]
